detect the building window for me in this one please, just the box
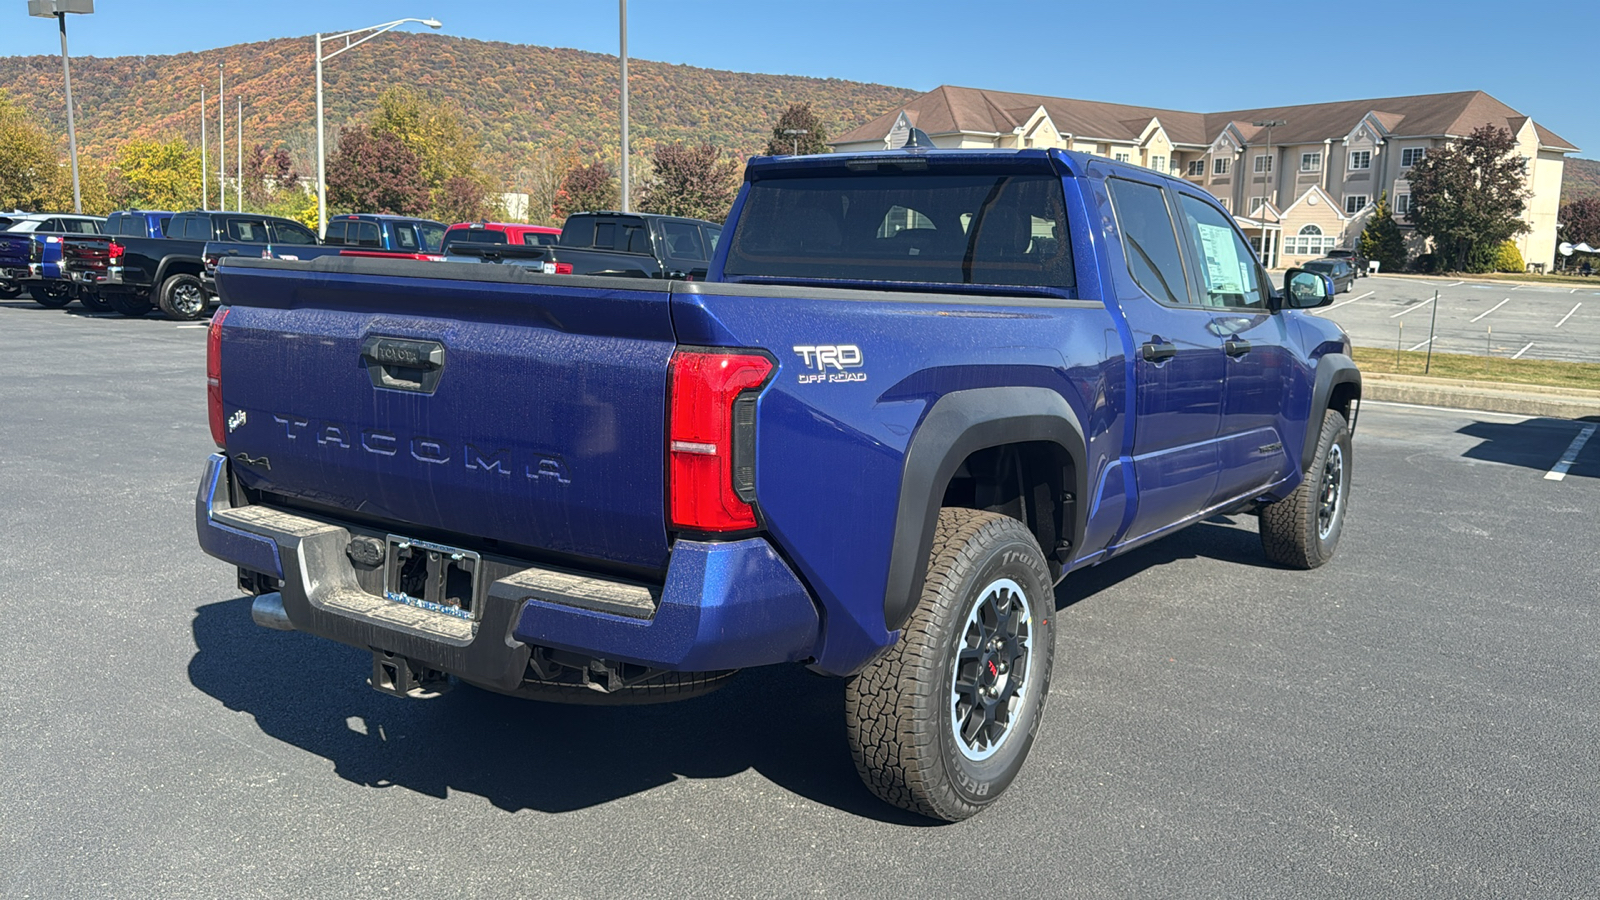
[1401,148,1426,167]
[1345,194,1369,215]
[1349,150,1371,170]
[1114,152,1131,163]
[1249,197,1267,214]
[1218,198,1229,211]
[1286,223,1337,256]
[1301,152,1322,172]
[1150,156,1167,172]
[1254,154,1273,174]
[1188,159,1206,177]
[1214,157,1231,175]
[1394,194,1411,216]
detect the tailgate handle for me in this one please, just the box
[360,336,446,393]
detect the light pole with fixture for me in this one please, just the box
[27,0,93,214]
[315,17,442,237]
[619,0,629,212]
[1251,118,1287,266]
[782,128,809,155]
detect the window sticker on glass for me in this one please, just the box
[1195,222,1244,294]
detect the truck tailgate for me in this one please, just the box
[215,258,675,571]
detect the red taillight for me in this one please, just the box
[207,307,230,448]
[107,241,124,261]
[554,262,573,275]
[668,349,773,532]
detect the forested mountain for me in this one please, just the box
[1563,157,1600,204]
[0,34,917,193]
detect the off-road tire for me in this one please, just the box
[28,284,73,308]
[464,669,739,705]
[77,289,113,313]
[158,273,210,321]
[1260,409,1351,568]
[846,508,1055,822]
[107,290,153,317]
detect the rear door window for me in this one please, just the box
[183,217,210,240]
[724,172,1074,289]
[1175,192,1264,309]
[661,221,707,262]
[323,220,348,245]
[226,218,271,243]
[522,231,557,246]
[1106,178,1189,306]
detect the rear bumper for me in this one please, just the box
[194,454,821,684]
[70,265,123,286]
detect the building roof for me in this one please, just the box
[835,87,1579,154]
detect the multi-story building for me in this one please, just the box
[832,87,1577,269]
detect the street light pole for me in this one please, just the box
[219,64,225,212]
[29,2,95,212]
[314,17,443,237]
[783,128,809,155]
[1251,118,1287,267]
[619,0,629,213]
[200,89,207,209]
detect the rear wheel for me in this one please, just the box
[846,508,1055,821]
[78,289,113,313]
[107,290,153,317]
[0,281,20,299]
[28,283,73,308]
[158,273,209,321]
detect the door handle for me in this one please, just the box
[360,336,446,393]
[1141,341,1177,363]
[1224,338,1252,358]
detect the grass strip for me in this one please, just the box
[1352,346,1600,391]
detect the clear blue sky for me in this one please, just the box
[3,0,1592,157]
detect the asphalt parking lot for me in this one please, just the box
[1312,274,1600,363]
[3,300,1598,898]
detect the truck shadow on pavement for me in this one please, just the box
[1456,416,1600,479]
[187,596,935,825]
[187,520,1267,823]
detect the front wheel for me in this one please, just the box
[158,273,209,321]
[1260,409,1351,568]
[28,283,74,308]
[846,508,1055,821]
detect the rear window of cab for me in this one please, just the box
[723,172,1073,290]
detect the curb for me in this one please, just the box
[1363,373,1600,419]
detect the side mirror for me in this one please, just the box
[1283,267,1336,309]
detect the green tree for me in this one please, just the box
[370,87,498,222]
[762,102,830,156]
[0,89,68,211]
[1407,125,1529,272]
[326,126,428,216]
[638,141,740,223]
[555,160,618,218]
[108,138,202,211]
[1357,191,1407,273]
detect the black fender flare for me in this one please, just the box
[883,387,1088,631]
[1302,353,1361,472]
[153,255,205,289]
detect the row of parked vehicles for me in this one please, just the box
[0,206,725,321]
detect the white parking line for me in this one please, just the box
[1406,337,1434,351]
[1469,298,1510,323]
[175,324,209,329]
[1311,290,1374,315]
[1508,285,1523,291]
[1390,296,1437,318]
[1544,424,1597,482]
[1556,303,1581,328]
[1448,281,1464,286]
[1511,342,1534,359]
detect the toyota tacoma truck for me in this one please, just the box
[195,148,1359,822]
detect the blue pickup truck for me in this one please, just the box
[0,213,107,306]
[195,148,1359,821]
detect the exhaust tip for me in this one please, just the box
[250,592,295,631]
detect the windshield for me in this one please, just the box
[724,171,1073,290]
[6,220,42,233]
[1303,261,1336,274]
[417,223,446,252]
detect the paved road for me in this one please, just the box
[3,302,1598,898]
[1310,274,1600,364]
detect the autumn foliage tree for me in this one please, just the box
[326,126,428,216]
[555,161,618,217]
[638,141,740,223]
[370,87,498,222]
[0,89,69,211]
[763,102,830,156]
[242,144,298,208]
[1559,197,1600,247]
[1407,125,1530,272]
[107,138,202,211]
